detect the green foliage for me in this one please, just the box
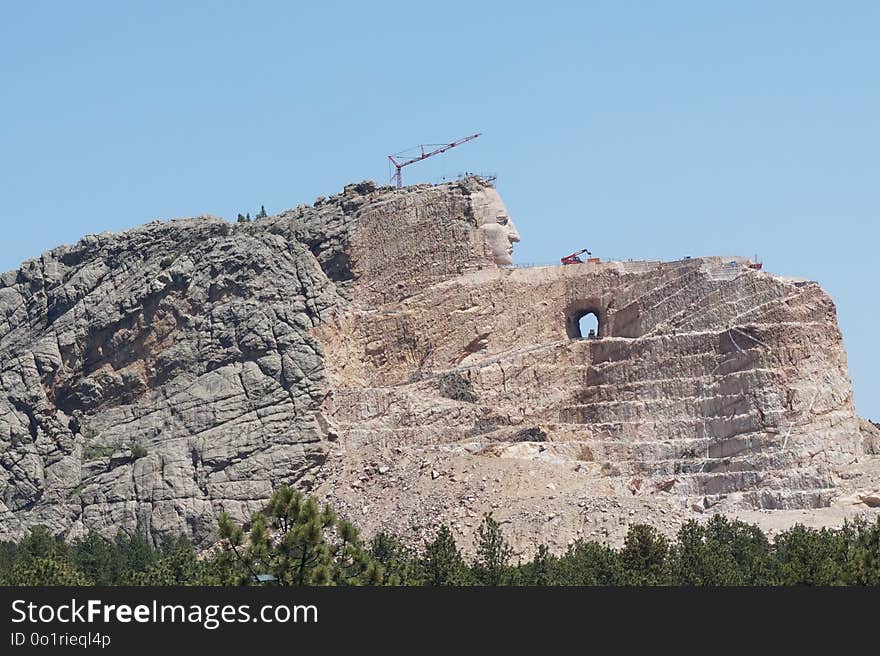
[773,523,852,585]
[620,524,670,585]
[80,423,100,440]
[67,482,86,500]
[71,532,123,585]
[473,513,515,585]
[12,557,92,586]
[671,516,777,585]
[82,444,117,461]
[216,486,383,586]
[369,532,424,585]
[516,544,556,585]
[3,495,880,587]
[847,518,880,585]
[333,517,382,585]
[82,441,146,462]
[553,539,624,585]
[422,525,468,586]
[127,536,205,585]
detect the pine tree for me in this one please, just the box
[554,539,624,585]
[370,532,424,585]
[773,523,848,585]
[127,537,203,585]
[333,518,382,585]
[520,544,555,585]
[17,526,69,562]
[620,524,670,585]
[423,525,467,585]
[217,511,259,584]
[12,557,91,586]
[671,519,772,585]
[847,517,880,585]
[280,496,333,585]
[473,513,514,585]
[217,486,385,586]
[71,532,120,585]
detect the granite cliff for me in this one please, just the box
[1,177,876,550]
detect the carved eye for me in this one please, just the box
[497,216,509,226]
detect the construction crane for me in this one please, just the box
[388,133,481,188]
[561,248,591,265]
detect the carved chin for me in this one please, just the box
[493,250,513,266]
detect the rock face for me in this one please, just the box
[862,419,880,456]
[0,215,347,545]
[0,177,870,548]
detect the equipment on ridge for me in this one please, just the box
[561,248,591,265]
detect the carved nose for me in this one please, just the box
[509,230,521,244]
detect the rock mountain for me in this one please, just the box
[1,177,877,550]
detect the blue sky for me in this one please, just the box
[1,2,877,417]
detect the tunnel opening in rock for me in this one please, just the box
[578,313,599,339]
[566,307,602,340]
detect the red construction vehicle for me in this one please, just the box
[561,248,591,265]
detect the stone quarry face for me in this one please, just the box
[0,177,872,549]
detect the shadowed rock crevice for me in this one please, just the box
[566,303,603,339]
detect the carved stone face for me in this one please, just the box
[471,187,521,266]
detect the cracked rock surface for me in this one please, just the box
[0,206,349,545]
[1,176,876,552]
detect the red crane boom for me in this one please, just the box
[561,248,592,265]
[388,133,481,188]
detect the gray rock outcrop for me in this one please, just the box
[0,211,348,545]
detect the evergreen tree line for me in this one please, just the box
[2,486,879,586]
[236,205,268,223]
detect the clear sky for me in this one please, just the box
[1,2,877,417]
